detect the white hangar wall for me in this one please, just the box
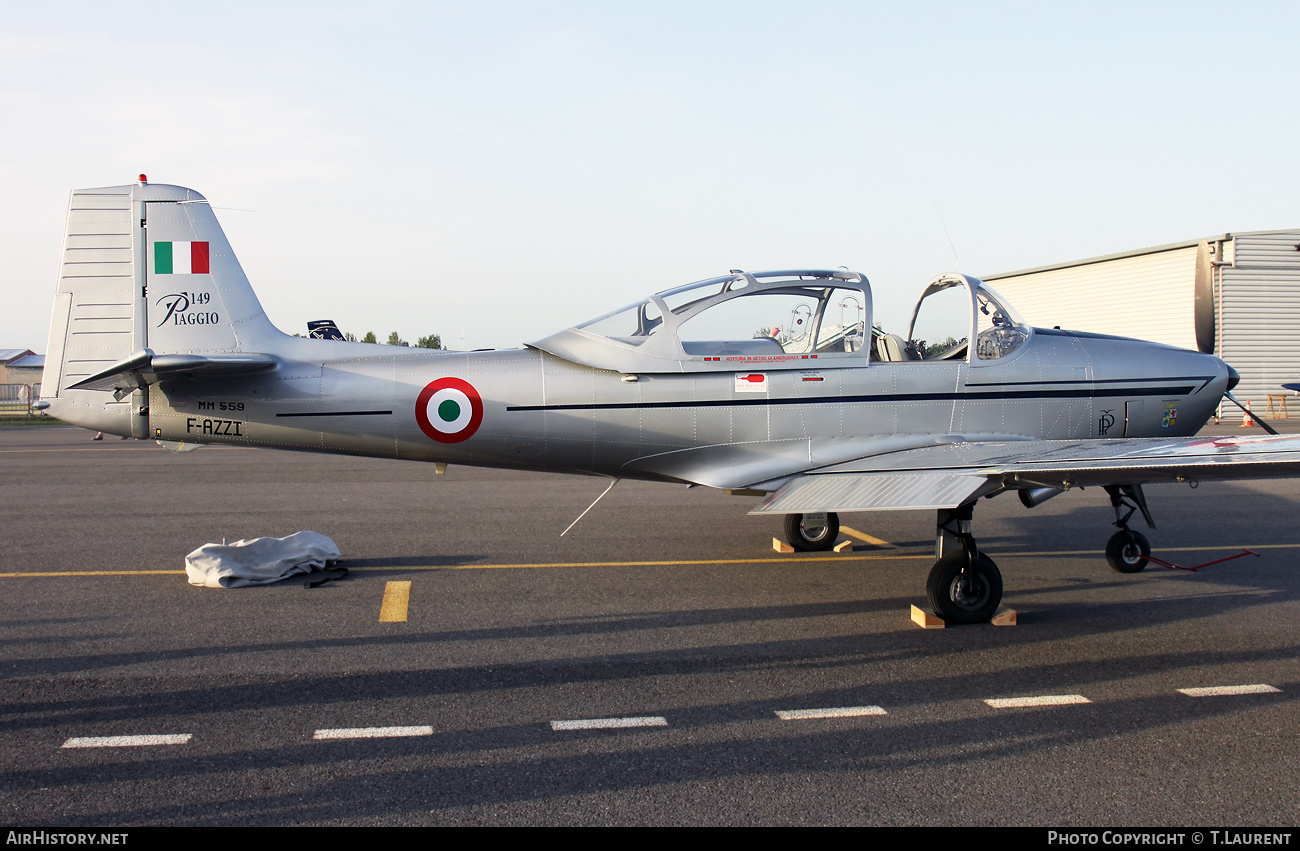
[983,230,1300,412]
[986,243,1200,351]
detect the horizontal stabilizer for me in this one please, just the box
[69,348,276,394]
[750,472,994,515]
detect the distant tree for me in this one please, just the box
[416,334,442,350]
[362,331,377,343]
[911,335,964,359]
[344,332,358,342]
[386,332,409,347]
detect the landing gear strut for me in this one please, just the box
[1104,484,1154,574]
[926,503,1002,624]
[783,512,840,551]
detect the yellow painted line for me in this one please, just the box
[0,446,162,453]
[362,555,930,571]
[334,542,1300,571]
[379,580,411,622]
[2,543,1298,579]
[0,570,185,577]
[840,526,896,548]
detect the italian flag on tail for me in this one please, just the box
[154,241,210,274]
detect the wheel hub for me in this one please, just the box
[951,573,988,609]
[799,512,829,541]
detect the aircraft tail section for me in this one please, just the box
[41,178,284,435]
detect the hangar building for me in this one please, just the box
[983,230,1300,415]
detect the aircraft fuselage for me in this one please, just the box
[109,327,1230,491]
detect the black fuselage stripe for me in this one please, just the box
[966,375,1215,387]
[507,385,1199,412]
[276,410,393,417]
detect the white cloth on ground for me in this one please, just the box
[184,531,341,588]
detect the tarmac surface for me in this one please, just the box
[1,422,1299,826]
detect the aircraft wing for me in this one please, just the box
[748,434,1300,515]
[68,349,277,394]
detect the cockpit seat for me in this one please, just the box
[878,333,912,362]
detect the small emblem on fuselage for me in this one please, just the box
[1098,409,1115,436]
[416,378,483,443]
[1162,402,1178,430]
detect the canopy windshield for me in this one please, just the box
[535,269,872,373]
[902,274,1029,363]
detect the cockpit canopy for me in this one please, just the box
[528,269,1029,374]
[900,274,1030,363]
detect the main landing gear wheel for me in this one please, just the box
[783,512,840,551]
[926,550,1003,624]
[1105,530,1150,573]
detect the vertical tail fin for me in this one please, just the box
[41,179,283,434]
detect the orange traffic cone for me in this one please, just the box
[1241,400,1254,427]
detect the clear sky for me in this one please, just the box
[2,1,1297,353]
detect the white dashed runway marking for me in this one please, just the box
[313,726,433,740]
[61,734,192,748]
[984,695,1092,709]
[1177,684,1281,698]
[775,706,887,720]
[54,683,1285,750]
[551,716,669,731]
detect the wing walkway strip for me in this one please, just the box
[985,695,1091,708]
[551,716,668,731]
[314,726,432,740]
[1177,684,1281,697]
[61,734,191,748]
[776,706,887,720]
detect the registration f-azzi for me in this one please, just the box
[39,178,1300,623]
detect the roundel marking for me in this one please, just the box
[416,377,484,444]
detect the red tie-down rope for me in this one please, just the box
[1145,549,1260,572]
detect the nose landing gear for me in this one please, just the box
[1106,529,1152,573]
[1104,484,1155,574]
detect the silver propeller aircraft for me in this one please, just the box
[39,179,1300,623]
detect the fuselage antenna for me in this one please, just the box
[560,478,621,536]
[933,201,960,271]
